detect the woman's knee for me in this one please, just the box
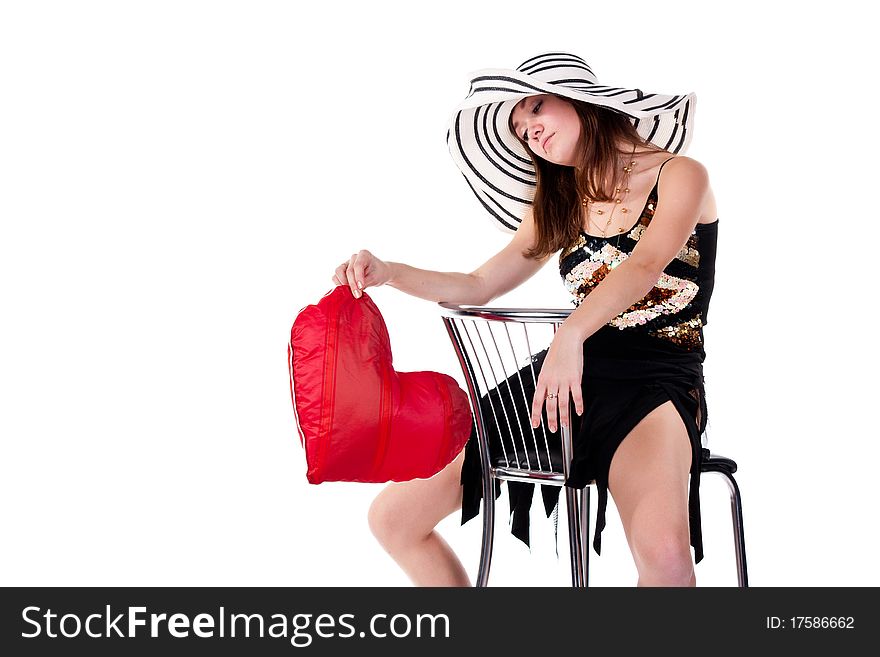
[367,449,466,551]
[631,529,693,582]
[367,487,413,550]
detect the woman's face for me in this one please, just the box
[509,94,581,166]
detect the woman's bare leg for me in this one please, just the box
[367,448,470,587]
[608,400,696,587]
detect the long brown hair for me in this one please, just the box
[510,97,667,260]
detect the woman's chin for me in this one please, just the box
[538,152,575,167]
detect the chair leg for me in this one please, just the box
[564,486,584,587]
[579,486,591,587]
[476,474,496,587]
[712,470,749,587]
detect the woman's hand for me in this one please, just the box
[530,325,585,433]
[331,250,393,299]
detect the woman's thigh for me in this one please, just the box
[607,400,693,553]
[369,447,465,538]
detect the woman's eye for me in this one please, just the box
[522,101,543,140]
[522,100,543,140]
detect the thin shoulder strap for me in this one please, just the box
[655,156,678,186]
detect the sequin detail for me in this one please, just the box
[563,244,628,304]
[557,163,716,352]
[563,245,699,327]
[627,224,701,267]
[609,273,699,329]
[677,243,701,268]
[560,233,587,261]
[649,316,704,349]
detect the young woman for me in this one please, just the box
[331,52,718,587]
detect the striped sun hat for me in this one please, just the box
[447,52,697,233]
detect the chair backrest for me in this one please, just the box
[439,304,576,482]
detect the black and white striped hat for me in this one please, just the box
[447,52,697,233]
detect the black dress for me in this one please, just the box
[459,156,719,564]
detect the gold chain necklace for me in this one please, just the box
[581,143,638,238]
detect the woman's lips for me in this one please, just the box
[542,133,555,151]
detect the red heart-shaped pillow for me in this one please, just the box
[288,286,473,484]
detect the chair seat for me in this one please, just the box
[701,448,738,475]
[490,444,564,472]
[491,447,738,478]
[493,465,568,486]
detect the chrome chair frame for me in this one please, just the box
[438,303,749,587]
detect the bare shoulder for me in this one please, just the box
[661,155,718,224]
[663,155,710,183]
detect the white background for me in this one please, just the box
[1,0,877,587]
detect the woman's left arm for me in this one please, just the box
[529,157,710,432]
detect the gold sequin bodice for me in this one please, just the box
[558,177,718,356]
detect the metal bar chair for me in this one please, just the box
[438,303,749,587]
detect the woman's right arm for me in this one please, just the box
[333,210,552,306]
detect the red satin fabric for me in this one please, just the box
[288,286,473,484]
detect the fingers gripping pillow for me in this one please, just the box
[288,285,474,484]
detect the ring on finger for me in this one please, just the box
[545,391,558,400]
